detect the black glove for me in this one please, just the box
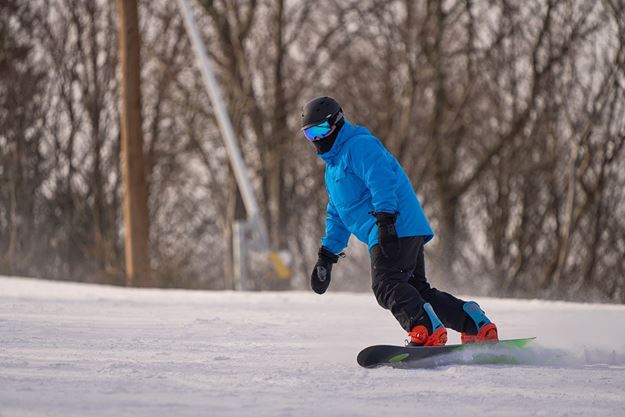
[374,212,400,259]
[310,247,340,294]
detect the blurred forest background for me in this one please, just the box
[1,0,624,302]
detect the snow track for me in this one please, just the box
[1,277,624,417]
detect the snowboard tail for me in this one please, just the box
[357,337,536,368]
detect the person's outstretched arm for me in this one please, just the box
[321,200,351,254]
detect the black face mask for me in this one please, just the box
[314,119,345,154]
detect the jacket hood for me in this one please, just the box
[317,120,371,164]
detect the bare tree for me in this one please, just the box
[0,0,47,276]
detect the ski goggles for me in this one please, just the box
[302,112,343,142]
[303,120,333,142]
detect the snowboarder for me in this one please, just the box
[302,96,498,346]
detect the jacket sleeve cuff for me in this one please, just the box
[320,237,346,255]
[372,203,399,213]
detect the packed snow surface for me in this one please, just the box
[1,276,625,417]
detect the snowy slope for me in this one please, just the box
[1,276,624,417]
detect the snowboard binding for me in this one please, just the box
[461,301,498,344]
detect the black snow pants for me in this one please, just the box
[370,236,467,332]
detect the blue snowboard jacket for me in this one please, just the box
[318,120,434,254]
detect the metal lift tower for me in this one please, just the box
[177,0,290,290]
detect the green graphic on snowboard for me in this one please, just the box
[388,353,410,363]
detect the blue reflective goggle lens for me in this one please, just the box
[303,120,332,141]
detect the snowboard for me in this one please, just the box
[357,337,536,368]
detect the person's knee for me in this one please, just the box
[372,277,408,309]
[371,279,392,308]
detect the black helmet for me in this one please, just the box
[301,96,343,129]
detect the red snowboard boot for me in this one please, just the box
[407,303,448,347]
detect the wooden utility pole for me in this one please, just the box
[116,0,151,287]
